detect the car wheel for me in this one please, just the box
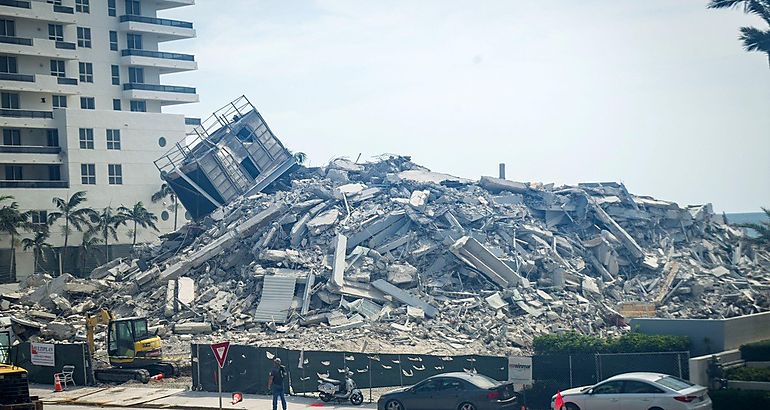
[385,400,403,410]
[458,402,476,410]
[566,404,580,410]
[648,408,664,410]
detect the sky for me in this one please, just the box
[160,1,770,213]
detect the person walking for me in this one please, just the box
[268,357,287,410]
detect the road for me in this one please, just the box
[47,404,376,410]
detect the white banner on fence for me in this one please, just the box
[30,342,55,367]
[508,356,533,385]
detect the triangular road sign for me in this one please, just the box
[211,341,230,368]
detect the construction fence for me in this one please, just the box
[525,351,690,409]
[191,344,508,394]
[9,342,94,386]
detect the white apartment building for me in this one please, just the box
[0,0,198,281]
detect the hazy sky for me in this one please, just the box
[161,1,770,212]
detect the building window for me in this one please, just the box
[46,129,59,147]
[0,56,17,73]
[108,0,116,16]
[77,27,91,48]
[46,0,62,5]
[1,92,19,109]
[108,164,122,185]
[128,67,144,83]
[48,24,63,41]
[50,60,65,77]
[0,20,16,37]
[80,97,95,110]
[126,33,142,50]
[130,100,146,112]
[125,0,141,15]
[5,165,22,180]
[111,65,120,85]
[80,163,96,185]
[52,95,67,108]
[2,129,21,145]
[79,62,93,83]
[112,99,121,111]
[75,0,89,13]
[106,129,121,150]
[109,31,118,51]
[30,210,48,229]
[79,128,94,149]
[48,165,60,181]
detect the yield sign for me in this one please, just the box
[211,341,230,368]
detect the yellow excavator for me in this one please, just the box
[0,330,43,409]
[86,309,176,384]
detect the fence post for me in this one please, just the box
[399,354,403,386]
[569,355,573,387]
[595,353,601,382]
[369,356,373,403]
[677,352,683,379]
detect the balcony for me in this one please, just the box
[0,180,67,188]
[120,49,197,73]
[185,117,201,125]
[0,36,78,59]
[0,145,60,154]
[123,82,199,105]
[119,15,195,41]
[0,108,56,128]
[0,0,76,24]
[156,0,195,11]
[0,73,79,94]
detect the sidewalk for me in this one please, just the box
[30,384,377,409]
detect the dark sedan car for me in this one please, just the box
[377,372,521,410]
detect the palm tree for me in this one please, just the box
[48,191,96,276]
[737,207,770,249]
[708,0,770,67]
[88,206,124,263]
[21,230,53,274]
[0,195,30,280]
[118,202,159,246]
[152,183,179,230]
[77,230,102,277]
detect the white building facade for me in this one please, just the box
[0,0,198,281]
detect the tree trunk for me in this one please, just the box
[9,233,15,281]
[104,226,110,263]
[59,217,69,277]
[33,248,38,274]
[132,220,137,246]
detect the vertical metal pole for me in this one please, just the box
[569,355,573,387]
[499,163,506,179]
[218,366,222,410]
[196,344,201,391]
[677,353,683,379]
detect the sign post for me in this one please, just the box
[211,341,230,410]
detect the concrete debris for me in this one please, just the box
[3,155,769,357]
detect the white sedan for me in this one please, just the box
[551,372,712,410]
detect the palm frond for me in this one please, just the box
[708,0,751,9]
[739,26,770,52]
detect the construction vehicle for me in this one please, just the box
[0,330,43,410]
[86,309,176,384]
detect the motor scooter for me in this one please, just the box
[318,372,364,405]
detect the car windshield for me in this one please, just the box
[468,374,500,389]
[655,376,695,391]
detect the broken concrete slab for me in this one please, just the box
[450,236,529,288]
[371,279,438,318]
[479,176,529,194]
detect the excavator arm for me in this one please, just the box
[85,308,113,355]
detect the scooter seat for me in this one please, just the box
[319,376,341,385]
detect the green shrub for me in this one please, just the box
[740,339,770,362]
[725,367,770,382]
[710,389,770,410]
[533,332,690,354]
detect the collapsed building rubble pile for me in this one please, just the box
[2,156,769,356]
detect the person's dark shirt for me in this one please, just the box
[270,365,286,388]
